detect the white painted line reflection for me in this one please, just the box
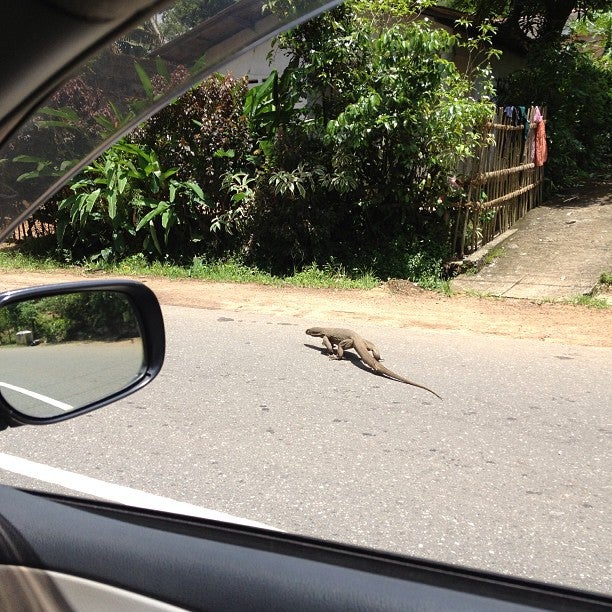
[0,453,279,531]
[0,382,73,411]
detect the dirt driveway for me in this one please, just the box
[1,270,609,348]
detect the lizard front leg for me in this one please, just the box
[320,335,335,356]
[334,338,355,360]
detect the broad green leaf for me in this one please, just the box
[135,202,169,231]
[107,192,117,220]
[155,57,170,82]
[149,224,162,255]
[37,107,80,121]
[184,181,204,199]
[134,62,154,99]
[81,189,101,222]
[13,155,49,164]
[16,171,46,182]
[117,175,128,194]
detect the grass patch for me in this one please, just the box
[0,249,71,271]
[0,251,381,290]
[285,263,379,289]
[565,294,609,309]
[482,246,504,266]
[599,271,612,285]
[429,279,452,295]
[92,254,277,284]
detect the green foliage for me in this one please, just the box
[243,70,292,138]
[451,0,610,51]
[18,2,500,287]
[566,294,609,309]
[325,23,493,213]
[133,73,250,187]
[271,3,369,126]
[237,4,495,277]
[26,73,251,263]
[53,141,210,262]
[498,42,611,189]
[0,292,139,345]
[569,10,612,60]
[159,0,234,40]
[351,0,435,28]
[131,73,252,245]
[285,261,379,288]
[0,250,381,290]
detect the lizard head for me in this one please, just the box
[305,327,324,337]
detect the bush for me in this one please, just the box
[22,6,498,286]
[235,7,494,278]
[51,142,212,262]
[29,74,252,263]
[498,43,611,189]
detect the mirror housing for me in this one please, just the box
[0,280,164,427]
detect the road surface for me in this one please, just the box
[0,305,610,595]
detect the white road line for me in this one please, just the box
[0,452,278,531]
[0,382,72,411]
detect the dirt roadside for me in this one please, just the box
[1,270,609,348]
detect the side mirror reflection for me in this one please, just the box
[0,282,164,423]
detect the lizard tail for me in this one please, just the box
[373,362,442,400]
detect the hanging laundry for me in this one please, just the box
[516,105,530,160]
[532,106,547,166]
[517,106,530,140]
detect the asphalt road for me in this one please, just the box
[0,305,610,595]
[0,340,143,417]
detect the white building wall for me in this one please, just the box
[220,42,290,84]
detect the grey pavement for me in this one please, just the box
[451,181,611,301]
[1,307,610,593]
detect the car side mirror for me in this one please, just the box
[0,280,164,427]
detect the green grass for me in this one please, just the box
[462,246,504,276]
[599,271,612,285]
[0,249,71,271]
[0,251,381,290]
[2,249,606,303]
[565,294,609,309]
[482,246,504,266]
[284,263,379,289]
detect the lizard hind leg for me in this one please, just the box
[365,340,382,361]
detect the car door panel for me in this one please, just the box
[0,485,609,611]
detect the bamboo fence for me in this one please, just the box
[452,106,546,258]
[12,218,55,242]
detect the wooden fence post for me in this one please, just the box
[452,106,547,259]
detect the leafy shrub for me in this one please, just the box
[51,141,210,262]
[132,73,252,233]
[498,42,611,189]
[236,6,494,277]
[27,74,252,263]
[20,5,498,286]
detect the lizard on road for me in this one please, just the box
[305,327,442,399]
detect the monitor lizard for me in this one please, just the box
[306,327,442,399]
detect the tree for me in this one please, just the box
[234,1,496,277]
[158,0,238,41]
[498,41,611,188]
[452,0,611,51]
